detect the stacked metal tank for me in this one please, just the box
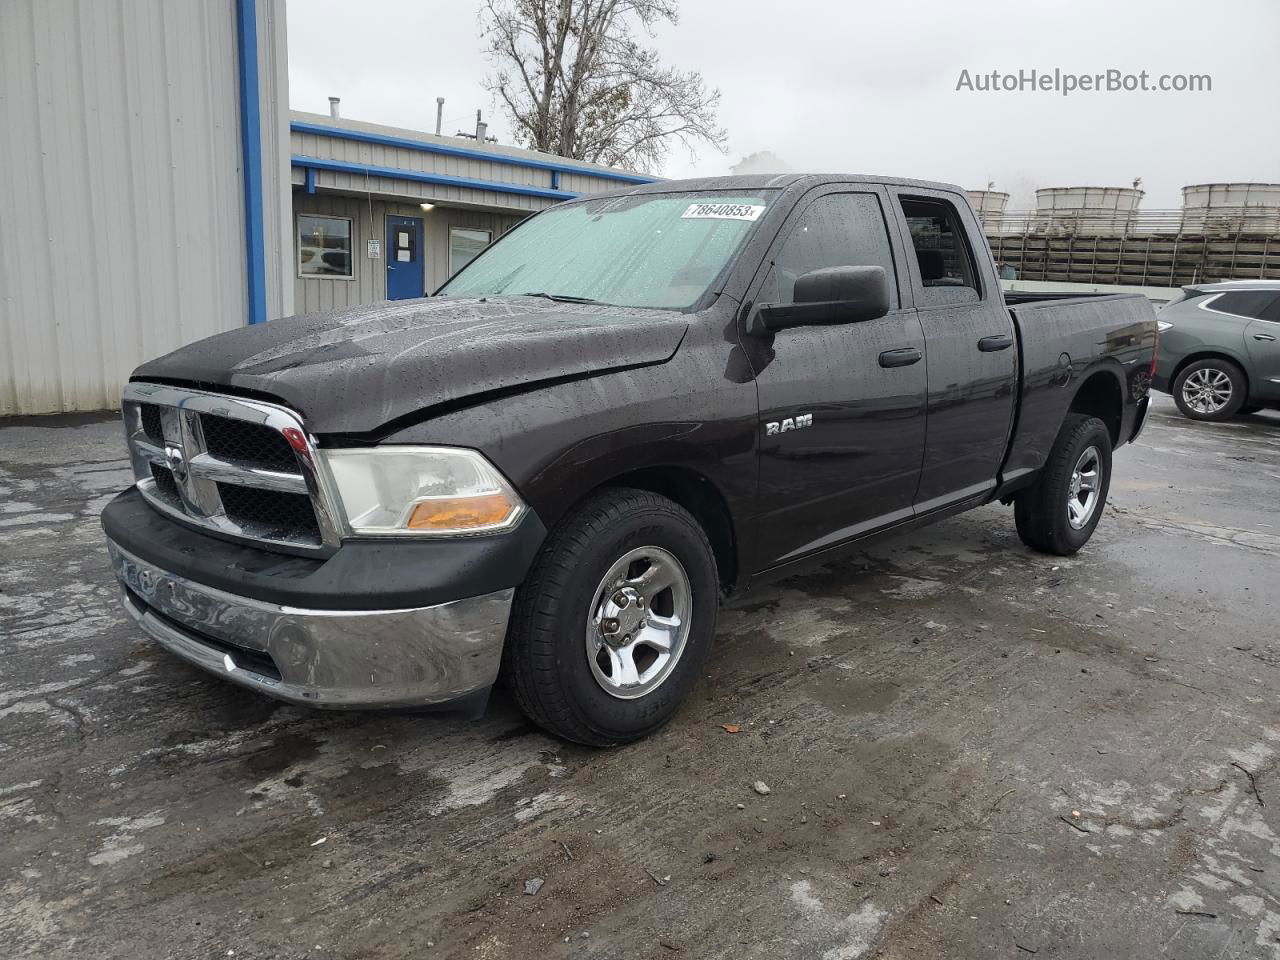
[1180,183,1280,236]
[1031,186,1144,236]
[964,189,1011,234]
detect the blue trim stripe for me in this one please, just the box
[234,0,268,326]
[304,167,316,194]
[290,120,657,187]
[292,156,580,202]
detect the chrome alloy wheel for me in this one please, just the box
[1066,445,1104,530]
[585,546,692,699]
[1181,367,1233,415]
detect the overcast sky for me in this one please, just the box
[288,0,1279,209]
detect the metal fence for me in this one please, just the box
[981,209,1280,237]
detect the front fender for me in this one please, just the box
[381,324,759,577]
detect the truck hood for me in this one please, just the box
[132,297,690,435]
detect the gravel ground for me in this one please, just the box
[3,394,1280,959]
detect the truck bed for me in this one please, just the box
[1001,293,1156,487]
[1001,290,1136,306]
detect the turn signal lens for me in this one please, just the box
[320,446,525,537]
[407,493,519,531]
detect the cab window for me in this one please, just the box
[899,198,980,305]
[762,193,898,309]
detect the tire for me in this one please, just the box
[503,487,718,746]
[1172,358,1247,422]
[1014,414,1113,556]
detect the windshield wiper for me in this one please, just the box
[520,291,602,304]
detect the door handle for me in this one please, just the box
[978,334,1014,352]
[1254,334,1277,342]
[879,347,922,368]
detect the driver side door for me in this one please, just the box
[747,188,928,571]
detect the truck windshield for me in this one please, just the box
[437,192,774,310]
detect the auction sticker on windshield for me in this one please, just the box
[681,202,766,221]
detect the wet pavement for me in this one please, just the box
[3,394,1280,959]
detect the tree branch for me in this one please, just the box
[481,0,725,171]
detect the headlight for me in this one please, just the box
[321,446,524,536]
[1157,320,1174,332]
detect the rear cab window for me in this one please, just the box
[899,198,981,305]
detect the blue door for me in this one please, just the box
[386,215,424,300]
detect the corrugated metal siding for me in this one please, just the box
[292,129,555,192]
[288,117,650,212]
[291,164,551,213]
[560,170,631,195]
[292,193,522,312]
[0,0,264,415]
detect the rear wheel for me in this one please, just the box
[503,488,718,746]
[1173,358,1246,421]
[1015,414,1113,556]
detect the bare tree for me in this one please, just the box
[481,0,727,173]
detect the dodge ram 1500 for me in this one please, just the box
[102,174,1156,744]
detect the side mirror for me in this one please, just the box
[754,266,890,333]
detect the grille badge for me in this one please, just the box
[164,443,189,483]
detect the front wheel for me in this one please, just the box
[1173,358,1247,421]
[1014,414,1113,556]
[503,488,718,746]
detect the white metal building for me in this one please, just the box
[287,113,654,313]
[0,1,653,415]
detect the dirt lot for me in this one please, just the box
[3,394,1280,959]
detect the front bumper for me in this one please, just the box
[107,538,514,709]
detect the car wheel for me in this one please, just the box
[1173,358,1246,421]
[1014,414,1113,556]
[503,487,718,746]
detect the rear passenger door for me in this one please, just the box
[1230,292,1280,400]
[749,188,928,569]
[888,190,1018,512]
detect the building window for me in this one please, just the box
[297,215,353,278]
[449,227,492,277]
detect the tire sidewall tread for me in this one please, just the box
[1015,414,1113,556]
[1173,358,1247,422]
[503,487,718,746]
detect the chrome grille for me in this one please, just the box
[216,483,322,543]
[149,462,181,503]
[140,404,165,445]
[201,416,300,473]
[121,383,343,553]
